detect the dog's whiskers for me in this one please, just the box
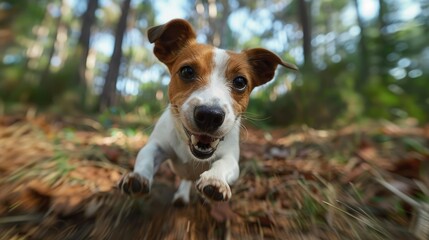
[241,111,270,122]
[239,123,249,141]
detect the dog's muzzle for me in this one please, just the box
[184,127,223,159]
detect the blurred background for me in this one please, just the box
[1,0,428,128]
[1,1,429,239]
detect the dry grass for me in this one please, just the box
[0,115,428,239]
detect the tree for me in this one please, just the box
[298,0,312,70]
[77,0,99,104]
[99,0,131,111]
[352,0,369,92]
[39,0,65,104]
[188,0,233,48]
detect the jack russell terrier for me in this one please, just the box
[118,19,297,204]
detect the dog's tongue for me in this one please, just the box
[196,135,214,144]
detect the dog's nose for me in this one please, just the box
[194,105,225,132]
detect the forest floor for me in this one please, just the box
[0,113,429,239]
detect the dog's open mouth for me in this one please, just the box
[184,127,223,159]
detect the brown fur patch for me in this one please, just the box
[166,43,215,115]
[224,51,255,115]
[149,19,296,119]
[166,46,263,117]
[164,43,284,118]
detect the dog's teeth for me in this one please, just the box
[191,135,198,145]
[195,145,212,153]
[210,139,220,148]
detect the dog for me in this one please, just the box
[118,19,297,204]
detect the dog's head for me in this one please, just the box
[148,19,297,160]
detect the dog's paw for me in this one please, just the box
[196,177,231,201]
[118,172,150,196]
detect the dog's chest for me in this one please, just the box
[168,158,210,181]
[153,110,211,180]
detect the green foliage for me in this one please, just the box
[1,0,428,127]
[247,60,364,128]
[120,81,168,117]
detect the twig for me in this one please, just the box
[376,177,421,208]
[322,201,387,236]
[0,214,43,224]
[375,173,429,240]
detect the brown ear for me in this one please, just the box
[244,48,298,87]
[148,19,197,64]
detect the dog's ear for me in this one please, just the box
[244,48,298,87]
[148,19,197,64]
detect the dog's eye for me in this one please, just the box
[232,76,247,92]
[179,66,196,81]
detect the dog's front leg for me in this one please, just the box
[196,156,239,201]
[118,141,167,196]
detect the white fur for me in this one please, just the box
[181,48,235,137]
[132,48,241,203]
[133,108,240,202]
[172,180,192,204]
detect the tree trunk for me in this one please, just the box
[298,0,313,70]
[40,1,63,87]
[99,0,131,111]
[39,0,65,106]
[218,0,232,49]
[353,0,369,92]
[78,0,99,93]
[377,0,389,85]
